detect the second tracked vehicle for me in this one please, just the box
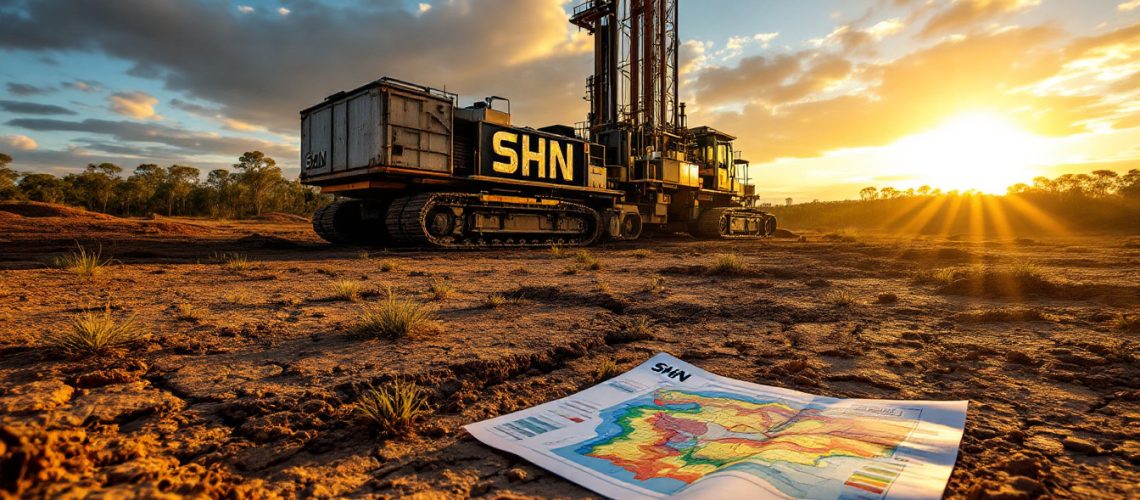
[301,0,775,248]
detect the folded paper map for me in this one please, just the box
[465,353,968,499]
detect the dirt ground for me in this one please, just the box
[0,201,1137,499]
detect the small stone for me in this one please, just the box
[1062,436,1100,454]
[999,453,1042,478]
[1024,435,1064,455]
[504,467,527,482]
[1005,351,1036,365]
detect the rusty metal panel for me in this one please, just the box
[332,101,347,172]
[386,90,451,172]
[347,93,374,169]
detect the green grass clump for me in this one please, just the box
[356,379,431,436]
[354,295,434,339]
[594,358,622,381]
[331,279,365,302]
[707,253,746,276]
[53,244,112,277]
[429,278,454,301]
[44,308,147,354]
[823,290,858,307]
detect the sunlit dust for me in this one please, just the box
[887,112,1049,194]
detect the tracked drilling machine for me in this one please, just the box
[300,0,775,247]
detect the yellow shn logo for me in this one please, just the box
[492,131,575,182]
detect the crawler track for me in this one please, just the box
[386,192,603,248]
[693,207,777,239]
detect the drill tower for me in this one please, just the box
[572,0,682,162]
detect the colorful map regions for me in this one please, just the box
[554,389,918,497]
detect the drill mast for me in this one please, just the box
[572,0,682,161]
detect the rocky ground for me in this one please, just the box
[0,201,1137,498]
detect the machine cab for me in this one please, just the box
[690,126,741,194]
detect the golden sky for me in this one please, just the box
[681,0,1140,201]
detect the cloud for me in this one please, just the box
[0,0,589,136]
[5,82,53,96]
[690,51,853,108]
[715,32,780,61]
[237,5,253,14]
[277,7,290,16]
[867,18,905,38]
[223,118,262,132]
[418,3,432,14]
[1119,0,1140,12]
[685,25,1134,163]
[0,100,76,115]
[108,91,160,120]
[920,0,1042,38]
[6,117,296,161]
[63,80,101,93]
[0,134,38,151]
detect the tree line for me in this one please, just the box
[775,169,1140,234]
[0,151,329,218]
[857,169,1140,201]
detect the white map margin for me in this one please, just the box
[464,352,968,499]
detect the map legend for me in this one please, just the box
[844,463,906,496]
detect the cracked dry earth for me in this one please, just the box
[0,214,1138,498]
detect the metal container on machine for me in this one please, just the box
[300,79,453,178]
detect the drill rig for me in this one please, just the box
[299,0,775,247]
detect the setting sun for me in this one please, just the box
[887,112,1049,194]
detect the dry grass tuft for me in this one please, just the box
[429,278,454,301]
[174,303,203,322]
[642,276,666,294]
[483,293,508,309]
[1115,314,1140,334]
[631,249,653,259]
[224,292,253,306]
[912,267,958,287]
[357,250,371,260]
[356,379,431,437]
[549,244,567,258]
[707,253,747,276]
[574,250,602,271]
[354,295,434,339]
[379,259,398,272]
[331,279,365,302]
[214,252,251,271]
[935,262,1054,298]
[594,358,623,381]
[823,290,858,307]
[605,316,655,344]
[53,244,112,277]
[44,308,147,354]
